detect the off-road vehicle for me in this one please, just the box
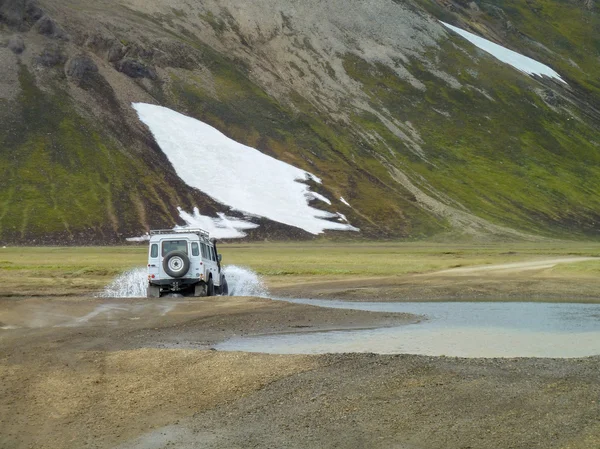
[146,229,228,298]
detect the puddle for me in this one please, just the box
[215,299,600,358]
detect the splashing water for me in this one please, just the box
[97,268,148,298]
[98,265,268,298]
[223,265,269,297]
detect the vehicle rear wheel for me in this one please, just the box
[207,277,214,297]
[194,282,207,297]
[147,285,160,298]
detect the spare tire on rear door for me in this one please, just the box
[163,251,190,278]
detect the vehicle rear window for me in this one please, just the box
[191,242,199,257]
[200,243,208,259]
[150,244,158,258]
[162,240,188,256]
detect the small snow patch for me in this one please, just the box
[440,21,565,83]
[177,207,258,239]
[126,234,150,242]
[307,191,332,205]
[340,197,351,207]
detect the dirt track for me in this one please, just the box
[2,260,600,448]
[271,257,600,302]
[433,257,599,274]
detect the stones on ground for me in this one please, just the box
[107,42,126,63]
[65,54,99,85]
[116,58,157,79]
[7,34,24,54]
[84,32,126,62]
[0,0,26,27]
[34,15,67,39]
[36,43,66,67]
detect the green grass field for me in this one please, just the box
[0,242,599,297]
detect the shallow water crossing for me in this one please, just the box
[216,299,600,358]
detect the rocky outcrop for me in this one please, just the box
[36,43,66,67]
[7,34,24,54]
[0,0,27,27]
[34,15,67,39]
[65,54,98,84]
[115,58,157,79]
[0,0,42,30]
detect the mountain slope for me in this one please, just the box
[1,0,599,243]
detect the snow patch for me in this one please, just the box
[340,197,351,207]
[176,207,258,239]
[307,191,332,205]
[126,234,150,242]
[133,103,358,235]
[336,212,349,223]
[440,22,565,83]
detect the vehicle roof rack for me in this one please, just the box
[149,228,210,239]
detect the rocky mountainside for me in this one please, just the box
[1,0,599,243]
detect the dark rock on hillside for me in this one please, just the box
[0,0,43,30]
[541,89,562,107]
[84,32,113,52]
[0,0,25,27]
[107,42,126,62]
[7,34,24,54]
[36,43,65,67]
[66,54,123,115]
[24,0,40,21]
[84,32,124,61]
[116,58,157,79]
[34,15,67,39]
[65,54,98,84]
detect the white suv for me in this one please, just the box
[146,229,228,298]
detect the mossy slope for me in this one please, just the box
[0,0,599,243]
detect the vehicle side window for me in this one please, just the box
[150,244,158,258]
[200,243,208,259]
[210,247,216,262]
[191,242,199,257]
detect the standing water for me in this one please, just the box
[98,265,268,298]
[216,299,600,358]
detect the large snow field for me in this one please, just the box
[133,103,358,237]
[440,22,565,83]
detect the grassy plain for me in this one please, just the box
[0,241,599,298]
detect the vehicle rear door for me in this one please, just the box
[148,241,160,279]
[189,241,202,280]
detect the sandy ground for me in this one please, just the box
[1,258,600,448]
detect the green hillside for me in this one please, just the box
[0,0,599,243]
